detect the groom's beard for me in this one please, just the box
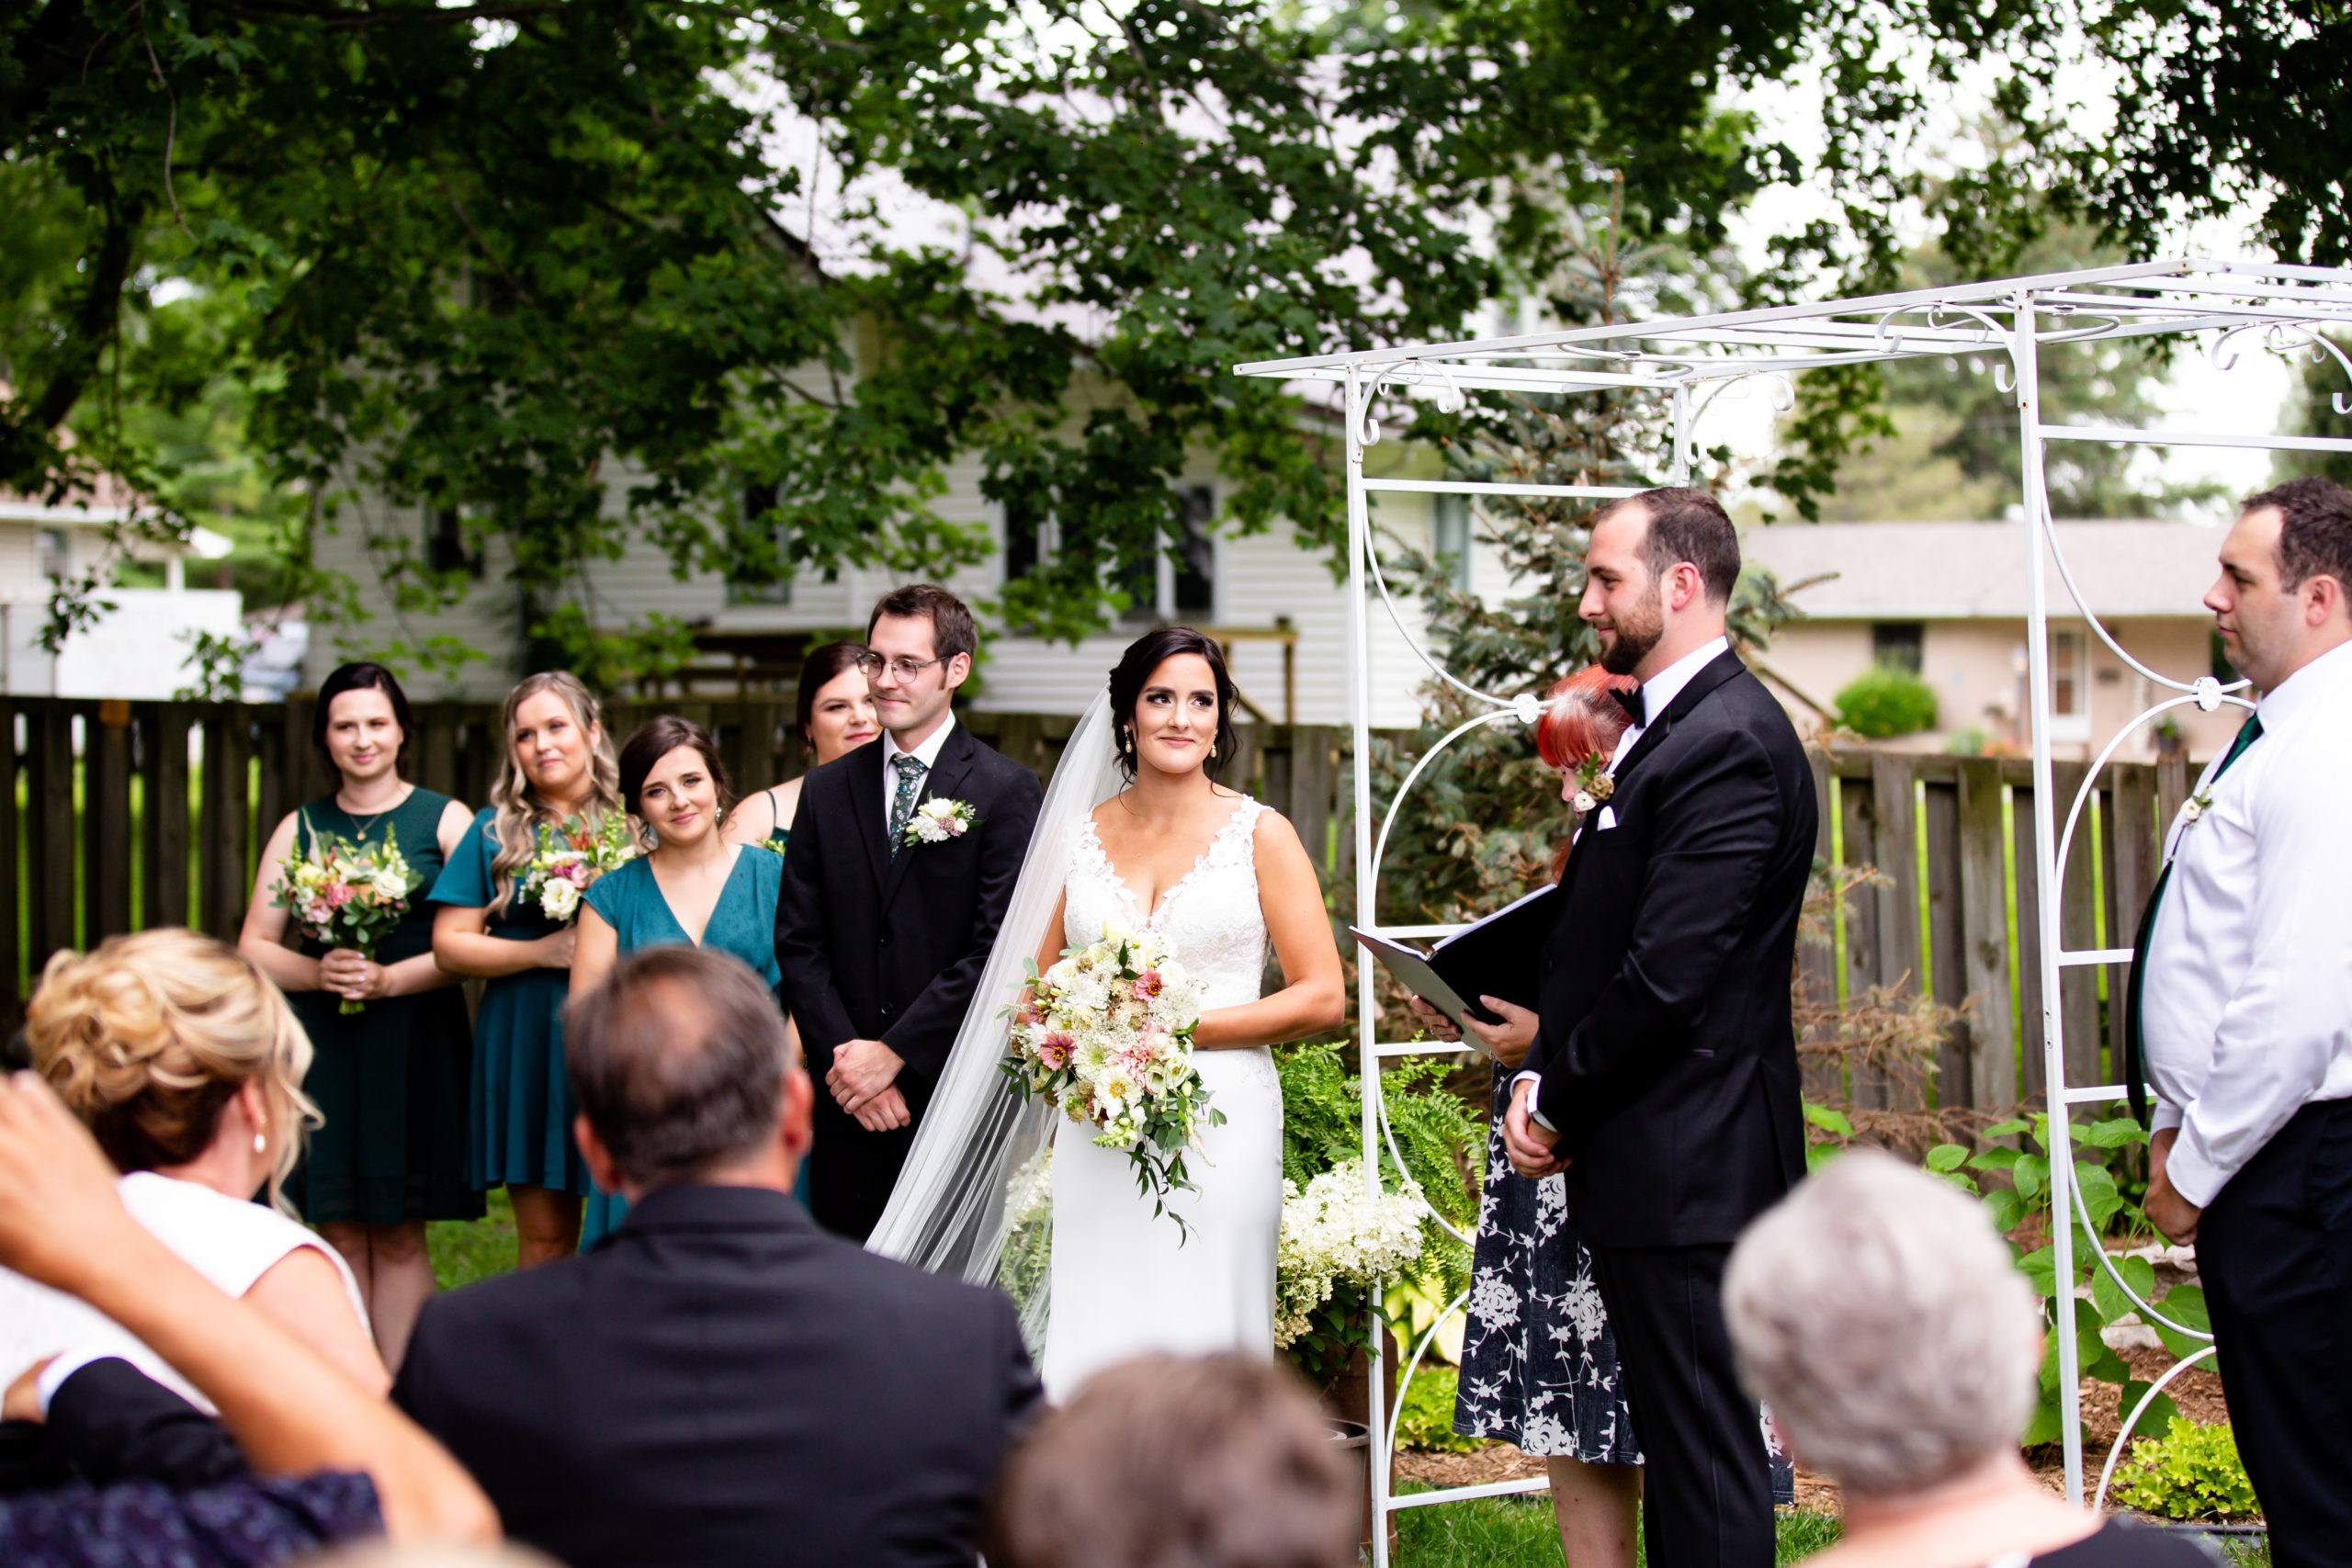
[1597,585,1664,677]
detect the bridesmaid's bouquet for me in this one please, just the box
[516,813,637,924]
[1001,919,1220,1231]
[271,824,421,1014]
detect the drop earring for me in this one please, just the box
[1208,740,1217,759]
[253,1120,267,1155]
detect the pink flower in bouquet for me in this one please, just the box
[1037,1031,1075,1070]
[301,900,332,927]
[324,883,356,908]
[1134,968,1164,998]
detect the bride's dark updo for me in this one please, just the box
[1107,626,1240,784]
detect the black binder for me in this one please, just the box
[1350,883,1557,1029]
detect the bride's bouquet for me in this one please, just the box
[515,813,636,923]
[1001,919,1220,1229]
[271,824,420,1013]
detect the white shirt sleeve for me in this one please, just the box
[2166,760,2352,1208]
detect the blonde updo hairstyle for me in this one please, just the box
[486,671,624,917]
[26,929,320,1213]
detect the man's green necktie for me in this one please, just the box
[2121,710,2264,1126]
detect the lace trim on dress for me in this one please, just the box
[1074,796,1264,928]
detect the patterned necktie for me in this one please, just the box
[887,752,926,863]
[2122,710,2264,1126]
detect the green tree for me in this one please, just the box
[1,0,2019,682]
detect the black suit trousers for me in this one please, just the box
[1587,1242,1774,1568]
[2197,1097,2352,1568]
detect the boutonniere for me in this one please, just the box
[2175,785,2217,830]
[901,797,980,847]
[1569,757,1616,818]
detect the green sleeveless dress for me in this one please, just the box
[427,807,594,1198]
[286,788,483,1226]
[576,846,785,1250]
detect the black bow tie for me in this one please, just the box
[1611,686,1645,726]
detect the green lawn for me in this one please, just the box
[1393,1489,1838,1566]
[427,1188,518,1291]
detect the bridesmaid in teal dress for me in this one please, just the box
[572,716,784,1249]
[430,672,625,1268]
[237,661,478,1372]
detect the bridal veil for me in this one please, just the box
[864,687,1123,1347]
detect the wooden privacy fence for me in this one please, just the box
[1805,747,2193,1121]
[0,696,1349,1010]
[0,694,2190,1123]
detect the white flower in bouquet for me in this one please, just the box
[539,876,582,922]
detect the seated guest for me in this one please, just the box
[983,1353,1357,1568]
[0,931,387,1407]
[394,946,1042,1568]
[0,1070,496,1565]
[1723,1151,2216,1568]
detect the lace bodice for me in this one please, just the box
[1065,796,1270,1011]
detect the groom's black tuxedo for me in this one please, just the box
[1521,647,1813,1568]
[775,719,1043,1240]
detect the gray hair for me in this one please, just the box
[564,947,789,1189]
[1723,1149,2039,1498]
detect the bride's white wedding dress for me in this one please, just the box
[1040,795,1284,1398]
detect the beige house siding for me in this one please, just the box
[1746,520,2243,765]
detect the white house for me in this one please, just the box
[301,445,1486,729]
[1740,518,2243,762]
[0,483,244,701]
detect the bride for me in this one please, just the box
[865,626,1343,1397]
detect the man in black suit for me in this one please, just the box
[1419,488,1812,1568]
[393,946,1044,1568]
[775,583,1044,1240]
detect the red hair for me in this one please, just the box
[1536,665,1637,772]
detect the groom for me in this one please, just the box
[775,584,1044,1241]
[1421,488,1813,1568]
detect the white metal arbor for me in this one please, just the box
[1236,258,2352,1562]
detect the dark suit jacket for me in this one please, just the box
[1524,649,1815,1248]
[775,720,1043,1238]
[0,1359,247,1496]
[394,1183,1043,1568]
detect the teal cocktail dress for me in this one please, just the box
[577,846,785,1250]
[429,807,594,1199]
[286,788,483,1226]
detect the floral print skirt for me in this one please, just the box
[1450,1080,1795,1502]
[1451,1086,1642,1463]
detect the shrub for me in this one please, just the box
[1396,1363,1478,1453]
[1835,665,1939,739]
[2111,1417,2260,1521]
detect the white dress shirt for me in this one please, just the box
[1515,634,1734,1104]
[880,709,956,821]
[2143,637,2352,1208]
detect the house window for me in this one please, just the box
[1173,485,1215,619]
[1430,493,1473,593]
[424,505,485,578]
[727,481,793,606]
[1871,621,1925,674]
[1004,496,1043,583]
[1117,485,1216,625]
[2049,627,2090,742]
[38,528,69,581]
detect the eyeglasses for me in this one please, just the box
[854,649,948,682]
